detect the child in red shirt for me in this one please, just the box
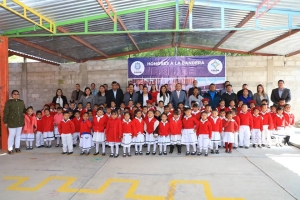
[223,111,238,153]
[191,104,201,121]
[169,111,183,154]
[132,110,145,155]
[92,108,108,156]
[158,113,171,155]
[121,112,135,157]
[273,107,286,147]
[58,112,75,154]
[72,111,81,147]
[208,109,222,154]
[42,109,54,148]
[35,111,44,148]
[79,112,93,155]
[283,104,294,145]
[231,108,240,149]
[144,110,159,155]
[251,107,263,148]
[260,104,273,148]
[21,106,37,150]
[197,112,212,156]
[238,104,253,149]
[106,111,122,157]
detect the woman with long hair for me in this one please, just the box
[52,89,68,107]
[78,87,95,108]
[149,84,159,105]
[253,84,269,106]
[95,85,106,105]
[188,88,203,107]
[156,85,171,106]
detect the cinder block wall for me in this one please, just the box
[8,56,300,120]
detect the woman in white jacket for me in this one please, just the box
[157,85,171,106]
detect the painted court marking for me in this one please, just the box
[3,176,245,200]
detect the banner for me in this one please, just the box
[128,56,226,92]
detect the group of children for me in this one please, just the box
[18,96,295,158]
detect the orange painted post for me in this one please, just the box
[0,36,9,151]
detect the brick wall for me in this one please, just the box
[8,55,300,120]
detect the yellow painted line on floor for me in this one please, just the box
[3,176,245,200]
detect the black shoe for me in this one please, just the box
[135,151,138,155]
[67,152,73,155]
[37,146,41,148]
[159,152,162,155]
[253,144,256,148]
[163,151,167,155]
[62,152,67,154]
[239,146,243,148]
[225,150,228,153]
[49,145,52,148]
[102,152,106,156]
[245,147,249,149]
[262,144,265,147]
[30,147,33,150]
[26,147,30,150]
[233,147,237,149]
[123,153,126,157]
[211,150,214,154]
[191,151,196,155]
[73,144,76,147]
[8,150,13,155]
[152,151,156,155]
[197,152,202,156]
[176,145,182,155]
[218,145,221,148]
[186,151,190,156]
[110,153,114,157]
[94,152,99,155]
[114,154,119,158]
[139,151,143,155]
[146,151,150,155]
[128,153,132,157]
[205,153,208,157]
[169,145,174,154]
[216,150,219,154]
[228,151,232,154]
[80,152,84,155]
[16,148,21,153]
[257,145,262,148]
[55,144,59,147]
[41,145,45,147]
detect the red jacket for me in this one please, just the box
[182,116,199,129]
[72,117,82,132]
[93,115,108,132]
[42,115,54,132]
[208,116,222,133]
[196,120,212,138]
[106,118,122,142]
[22,114,37,134]
[132,117,145,137]
[80,120,92,135]
[191,110,201,121]
[238,111,253,130]
[260,111,274,130]
[252,115,263,131]
[58,119,75,134]
[166,112,173,121]
[50,109,56,117]
[36,117,43,132]
[223,119,238,133]
[144,117,159,133]
[169,117,182,135]
[122,119,135,134]
[273,114,286,130]
[283,112,295,127]
[233,115,240,130]
[158,121,170,136]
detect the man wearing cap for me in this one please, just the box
[171,83,187,109]
[188,80,202,97]
[123,84,138,105]
[203,83,222,109]
[221,84,238,107]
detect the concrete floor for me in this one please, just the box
[0,144,299,200]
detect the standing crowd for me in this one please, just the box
[3,79,294,157]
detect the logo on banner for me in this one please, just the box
[207,59,223,74]
[131,61,145,76]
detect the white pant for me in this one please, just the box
[8,127,22,151]
[239,125,251,147]
[36,131,44,147]
[234,132,239,147]
[261,125,271,146]
[197,134,210,153]
[61,134,73,153]
[251,129,262,145]
[73,132,79,144]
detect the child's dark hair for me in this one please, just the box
[97,108,104,112]
[26,106,33,111]
[242,103,248,107]
[201,112,207,116]
[82,112,89,116]
[111,110,117,115]
[231,108,237,113]
[158,101,164,104]
[284,104,290,108]
[134,109,142,116]
[192,104,198,108]
[36,110,42,115]
[261,103,268,107]
[64,103,69,106]
[276,107,283,111]
[87,110,92,113]
[57,107,63,110]
[173,110,179,115]
[177,102,184,106]
[147,110,154,114]
[63,112,69,115]
[205,104,211,108]
[161,113,168,119]
[219,109,226,113]
[124,112,131,118]
[74,110,80,114]
[164,105,169,109]
[219,99,225,103]
[226,111,233,115]
[78,102,83,106]
[143,106,148,109]
[44,108,50,112]
[86,102,91,106]
[211,108,218,112]
[106,105,111,109]
[94,104,98,107]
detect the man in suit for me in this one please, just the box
[106,81,124,108]
[71,83,84,103]
[171,83,187,108]
[123,84,138,105]
[271,80,291,105]
[188,80,202,97]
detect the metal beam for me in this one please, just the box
[249,29,300,53]
[10,38,79,62]
[178,9,189,47]
[0,0,55,33]
[56,27,108,58]
[82,45,172,62]
[256,0,280,19]
[117,17,140,52]
[180,44,277,56]
[285,49,300,57]
[172,0,181,47]
[8,50,60,66]
[213,11,255,50]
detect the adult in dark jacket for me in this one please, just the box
[221,84,238,107]
[237,84,253,99]
[71,84,84,103]
[138,86,152,106]
[202,83,222,109]
[106,81,124,107]
[270,80,291,106]
[188,80,202,97]
[123,84,138,105]
[52,89,68,107]
[3,90,26,154]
